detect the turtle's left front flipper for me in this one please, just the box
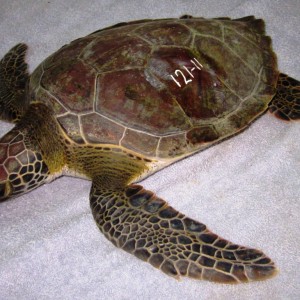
[90,182,277,283]
[269,73,300,121]
[0,44,30,122]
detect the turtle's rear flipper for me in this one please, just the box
[269,73,300,121]
[90,183,277,283]
[0,44,30,123]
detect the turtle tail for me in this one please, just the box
[0,43,30,123]
[90,183,278,283]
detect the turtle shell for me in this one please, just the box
[29,16,278,159]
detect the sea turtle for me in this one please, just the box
[0,15,299,284]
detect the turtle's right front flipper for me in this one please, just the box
[90,182,277,283]
[0,44,30,123]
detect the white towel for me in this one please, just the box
[0,1,299,299]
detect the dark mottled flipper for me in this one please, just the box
[90,183,277,283]
[269,73,300,121]
[0,44,30,122]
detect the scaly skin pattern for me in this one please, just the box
[0,129,49,198]
[0,103,63,199]
[0,44,29,122]
[269,73,300,120]
[90,184,277,283]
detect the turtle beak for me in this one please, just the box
[0,181,12,201]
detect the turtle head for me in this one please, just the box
[0,128,49,201]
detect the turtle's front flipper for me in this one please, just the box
[269,73,300,121]
[0,44,30,122]
[90,182,277,283]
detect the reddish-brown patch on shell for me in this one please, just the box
[148,47,195,82]
[96,69,190,135]
[82,36,151,72]
[148,46,239,121]
[45,35,95,69]
[42,60,96,113]
[134,21,192,45]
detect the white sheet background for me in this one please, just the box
[0,1,299,299]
